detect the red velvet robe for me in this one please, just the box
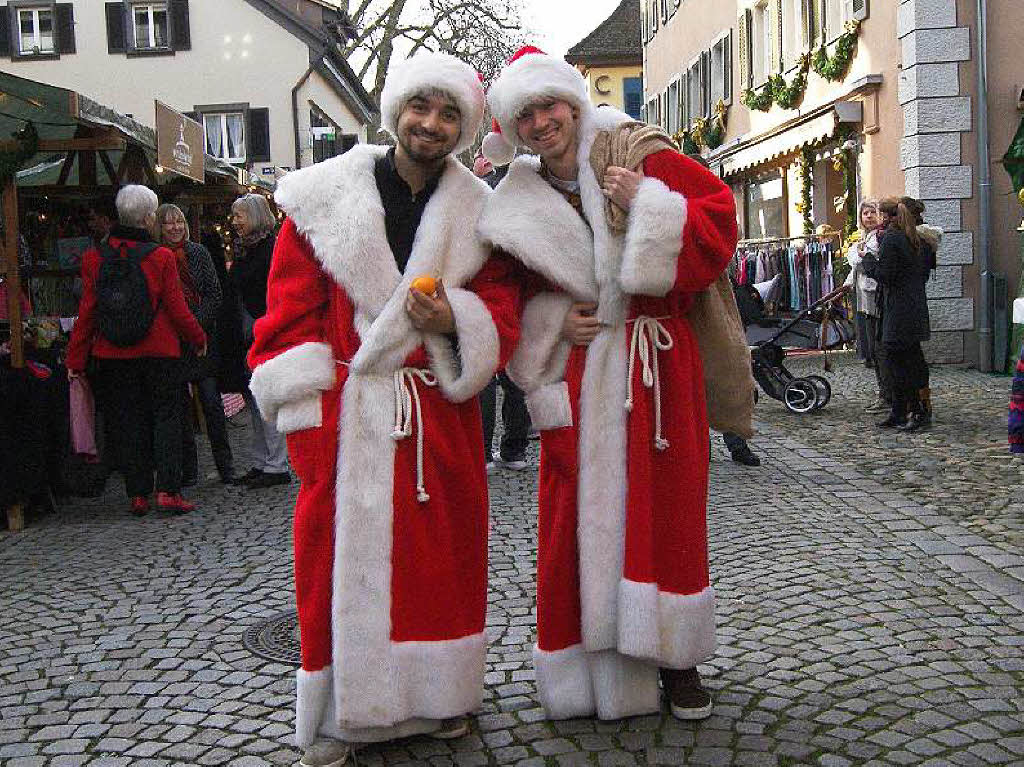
[477,106,737,720]
[248,146,519,746]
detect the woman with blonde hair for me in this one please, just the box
[229,193,291,488]
[155,203,234,484]
[844,199,888,412]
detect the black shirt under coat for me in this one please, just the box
[374,148,442,272]
[230,232,276,320]
[862,227,935,347]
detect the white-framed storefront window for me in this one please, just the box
[204,113,246,163]
[18,6,55,55]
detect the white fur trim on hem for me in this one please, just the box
[525,382,573,430]
[533,644,595,719]
[276,394,322,434]
[587,649,661,720]
[619,177,687,297]
[423,288,499,403]
[249,341,335,422]
[296,667,331,748]
[616,581,716,670]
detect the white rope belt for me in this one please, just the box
[624,315,674,451]
[391,367,438,503]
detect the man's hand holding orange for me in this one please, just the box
[406,276,455,334]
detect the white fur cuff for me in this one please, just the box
[506,292,574,393]
[250,341,335,422]
[617,580,717,670]
[295,667,332,748]
[619,177,687,297]
[533,644,596,720]
[276,394,322,434]
[525,382,573,430]
[586,650,661,720]
[424,288,499,403]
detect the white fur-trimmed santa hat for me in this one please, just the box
[380,52,485,155]
[482,45,592,165]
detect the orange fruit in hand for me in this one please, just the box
[410,275,437,296]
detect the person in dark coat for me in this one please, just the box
[863,197,937,432]
[201,225,248,395]
[156,204,234,484]
[229,193,290,488]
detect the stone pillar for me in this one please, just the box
[898,0,974,363]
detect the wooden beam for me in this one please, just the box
[5,502,25,533]
[98,151,118,186]
[80,150,98,187]
[56,151,77,186]
[0,137,127,152]
[2,178,24,369]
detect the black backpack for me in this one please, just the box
[95,240,158,347]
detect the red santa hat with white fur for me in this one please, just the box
[482,45,592,165]
[380,51,486,155]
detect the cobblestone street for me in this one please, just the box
[2,355,1022,766]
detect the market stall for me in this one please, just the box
[0,72,272,532]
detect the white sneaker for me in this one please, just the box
[299,740,350,767]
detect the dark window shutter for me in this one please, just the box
[0,7,11,58]
[247,108,271,162]
[105,2,126,53]
[57,4,76,54]
[170,0,190,50]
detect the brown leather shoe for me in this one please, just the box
[660,667,713,720]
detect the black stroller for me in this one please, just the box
[736,277,855,414]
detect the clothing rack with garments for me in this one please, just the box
[732,233,839,314]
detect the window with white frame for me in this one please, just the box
[710,34,731,107]
[18,6,55,55]
[132,2,169,50]
[686,58,704,125]
[824,0,847,40]
[667,81,680,135]
[204,112,246,163]
[751,1,771,86]
[782,0,803,70]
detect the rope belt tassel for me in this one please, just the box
[391,367,438,503]
[624,315,674,451]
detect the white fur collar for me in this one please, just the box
[275,144,491,319]
[477,107,633,318]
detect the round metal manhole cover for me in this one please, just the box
[242,610,301,665]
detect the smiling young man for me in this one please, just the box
[247,53,519,767]
[477,47,738,723]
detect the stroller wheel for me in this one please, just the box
[783,379,818,414]
[805,375,832,410]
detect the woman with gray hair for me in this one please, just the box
[66,184,207,515]
[229,193,291,488]
[844,199,889,412]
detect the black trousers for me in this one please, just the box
[181,376,233,481]
[722,431,747,454]
[93,357,182,497]
[480,372,531,461]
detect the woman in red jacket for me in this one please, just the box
[66,185,207,515]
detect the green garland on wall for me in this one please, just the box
[795,147,815,236]
[741,21,863,112]
[691,100,729,151]
[0,122,39,186]
[812,21,861,82]
[671,129,701,155]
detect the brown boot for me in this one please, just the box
[660,667,713,720]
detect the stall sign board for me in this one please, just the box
[155,100,204,183]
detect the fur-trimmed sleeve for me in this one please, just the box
[248,218,335,432]
[619,150,737,296]
[423,252,521,404]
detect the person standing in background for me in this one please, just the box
[230,194,291,489]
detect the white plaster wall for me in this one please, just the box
[4,0,367,171]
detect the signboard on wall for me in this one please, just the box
[155,100,204,183]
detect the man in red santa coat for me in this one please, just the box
[477,46,738,722]
[247,53,519,766]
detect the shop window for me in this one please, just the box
[745,176,787,239]
[17,6,53,54]
[204,112,246,163]
[623,77,643,120]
